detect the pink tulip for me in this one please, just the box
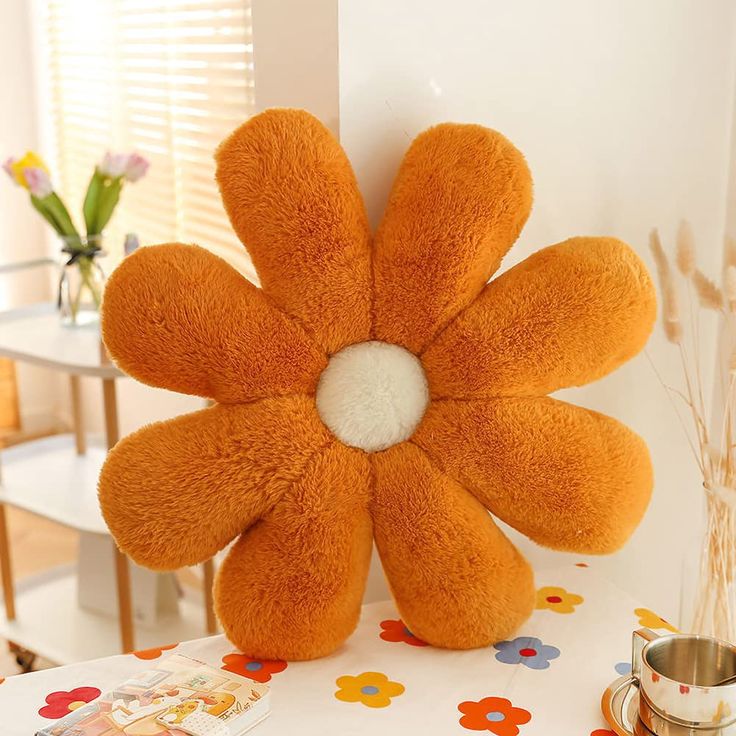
[2,157,16,180]
[124,152,149,182]
[23,167,53,198]
[99,151,129,178]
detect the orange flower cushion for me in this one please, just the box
[99,109,656,660]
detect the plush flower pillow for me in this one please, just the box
[99,109,656,660]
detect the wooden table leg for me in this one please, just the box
[102,378,119,449]
[0,504,15,621]
[202,558,217,635]
[114,546,134,653]
[69,375,86,455]
[102,377,135,652]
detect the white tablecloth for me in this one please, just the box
[0,564,677,735]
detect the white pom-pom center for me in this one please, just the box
[315,341,429,452]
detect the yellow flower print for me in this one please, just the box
[536,586,584,613]
[335,671,405,708]
[713,700,732,722]
[635,608,678,632]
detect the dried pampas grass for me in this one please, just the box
[651,221,736,641]
[649,229,682,344]
[726,236,736,269]
[693,269,724,311]
[725,266,736,308]
[676,220,696,276]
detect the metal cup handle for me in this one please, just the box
[632,628,659,683]
[603,629,660,735]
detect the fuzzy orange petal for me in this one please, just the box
[413,397,653,554]
[422,237,656,398]
[99,396,331,569]
[102,243,326,402]
[215,109,372,353]
[371,443,534,649]
[214,443,373,661]
[372,123,532,353]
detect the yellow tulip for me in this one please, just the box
[8,151,50,189]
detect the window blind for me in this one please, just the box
[41,0,257,280]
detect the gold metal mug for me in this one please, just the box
[606,628,736,734]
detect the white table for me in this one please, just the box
[0,304,216,665]
[0,564,671,735]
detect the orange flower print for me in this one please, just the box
[635,608,678,632]
[132,643,178,660]
[458,697,531,734]
[591,730,616,736]
[379,619,428,647]
[535,586,583,614]
[221,653,287,683]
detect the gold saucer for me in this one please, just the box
[601,676,736,736]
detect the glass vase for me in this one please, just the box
[680,486,736,642]
[58,235,106,327]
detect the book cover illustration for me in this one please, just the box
[36,654,270,736]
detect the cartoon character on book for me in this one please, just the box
[38,656,268,736]
[51,686,237,736]
[110,691,235,735]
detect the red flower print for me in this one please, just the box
[590,730,616,736]
[39,687,101,719]
[132,642,177,660]
[458,697,531,734]
[680,685,690,694]
[221,653,287,683]
[652,673,661,683]
[379,619,428,647]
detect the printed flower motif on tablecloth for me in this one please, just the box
[494,636,560,669]
[335,671,405,708]
[458,697,531,734]
[39,687,102,719]
[591,730,617,736]
[132,643,178,660]
[379,619,428,647]
[635,608,678,632]
[713,701,732,721]
[221,653,288,683]
[535,586,583,613]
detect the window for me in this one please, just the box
[40,0,256,280]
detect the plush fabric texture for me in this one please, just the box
[102,243,326,402]
[99,108,656,661]
[215,109,372,354]
[372,123,532,353]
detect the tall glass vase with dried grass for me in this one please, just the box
[650,223,736,642]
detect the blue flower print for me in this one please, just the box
[494,636,560,670]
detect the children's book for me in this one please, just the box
[36,654,270,736]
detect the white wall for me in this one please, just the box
[338,0,736,619]
[252,0,339,134]
[0,0,59,427]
